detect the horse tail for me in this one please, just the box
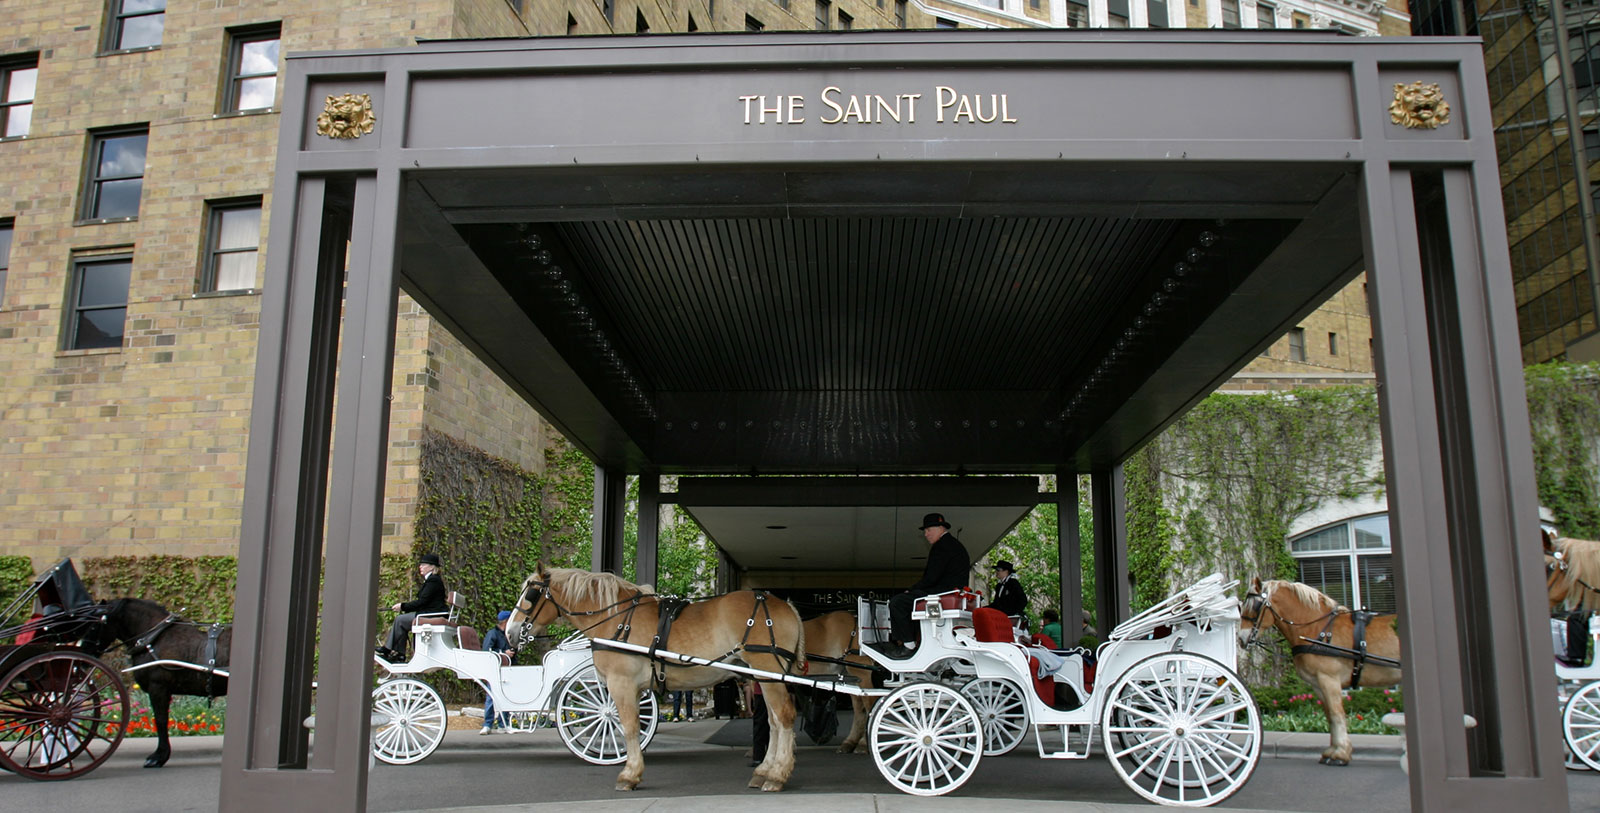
[788,599,808,675]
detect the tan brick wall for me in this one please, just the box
[1237,275,1374,379]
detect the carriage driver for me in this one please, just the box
[870,512,972,660]
[376,553,448,661]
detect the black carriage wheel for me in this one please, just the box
[0,651,129,780]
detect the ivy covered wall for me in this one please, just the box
[1526,362,1600,537]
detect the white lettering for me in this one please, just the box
[820,86,845,124]
[786,95,806,124]
[935,86,958,123]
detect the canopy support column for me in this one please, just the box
[593,467,627,575]
[637,474,660,587]
[1091,466,1129,631]
[1056,469,1084,644]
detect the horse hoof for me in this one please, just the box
[748,774,766,788]
[761,781,785,792]
[614,782,637,792]
[1326,758,1349,767]
[143,758,167,768]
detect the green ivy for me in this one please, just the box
[1525,362,1600,537]
[0,556,37,633]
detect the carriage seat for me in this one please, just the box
[912,588,981,624]
[413,591,466,628]
[973,607,1055,707]
[456,624,482,651]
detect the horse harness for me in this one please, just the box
[1548,547,1600,604]
[1242,588,1400,690]
[117,605,230,700]
[518,578,802,694]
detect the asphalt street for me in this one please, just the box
[5,717,1598,812]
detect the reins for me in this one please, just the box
[1242,585,1399,689]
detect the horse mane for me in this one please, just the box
[546,568,656,607]
[1262,579,1347,613]
[1555,537,1600,610]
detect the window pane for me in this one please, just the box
[1357,554,1394,612]
[94,178,143,219]
[1352,515,1390,549]
[217,207,261,250]
[1290,523,1350,553]
[99,134,148,178]
[123,0,167,12]
[0,226,13,268]
[1297,557,1352,608]
[237,76,276,110]
[239,39,279,76]
[75,308,126,348]
[214,252,256,290]
[78,261,131,306]
[118,14,165,50]
[4,103,30,137]
[7,67,36,102]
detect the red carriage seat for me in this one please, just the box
[914,588,981,614]
[974,608,1055,707]
[1030,633,1057,649]
[456,625,482,651]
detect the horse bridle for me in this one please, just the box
[1547,548,1600,604]
[1239,590,1276,651]
[511,576,655,647]
[512,577,552,647]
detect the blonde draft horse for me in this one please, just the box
[509,565,807,792]
[1543,529,1600,612]
[1238,577,1402,766]
[800,611,879,754]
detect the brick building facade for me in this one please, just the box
[0,0,1398,565]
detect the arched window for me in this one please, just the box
[1287,514,1394,613]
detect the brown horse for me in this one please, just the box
[1239,577,1402,766]
[1544,530,1600,612]
[800,611,878,754]
[508,565,805,792]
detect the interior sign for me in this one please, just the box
[738,86,1017,125]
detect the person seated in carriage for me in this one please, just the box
[376,552,448,661]
[870,512,971,659]
[988,559,1028,634]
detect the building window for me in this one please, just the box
[204,200,261,292]
[839,11,853,29]
[1031,0,1041,6]
[66,256,131,350]
[817,0,831,30]
[568,13,578,35]
[83,127,149,221]
[896,0,907,28]
[1148,0,1168,27]
[1067,0,1088,27]
[688,13,699,31]
[1,57,37,138]
[1572,27,1600,89]
[775,0,789,10]
[935,17,958,28]
[603,0,615,24]
[0,220,11,307]
[1289,515,1394,613]
[1256,1,1276,28]
[1288,326,1306,361]
[225,26,280,113]
[636,9,649,32]
[1108,0,1130,27]
[746,14,765,31]
[107,0,166,51]
[1220,0,1241,28]
[1328,331,1339,356]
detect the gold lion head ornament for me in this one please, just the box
[1389,81,1450,130]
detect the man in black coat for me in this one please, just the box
[874,512,971,659]
[377,553,448,660]
[989,560,1027,619]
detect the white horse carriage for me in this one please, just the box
[370,591,659,765]
[1554,611,1600,771]
[576,572,1260,806]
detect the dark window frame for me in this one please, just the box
[816,0,832,30]
[223,24,281,113]
[81,126,150,222]
[1,55,38,139]
[202,197,263,293]
[1289,514,1395,613]
[105,0,167,53]
[65,253,132,351]
[1288,326,1307,362]
[0,218,12,308]
[745,14,765,31]
[839,10,853,29]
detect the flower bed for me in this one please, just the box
[122,691,226,737]
[1253,683,1402,735]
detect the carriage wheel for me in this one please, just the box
[960,677,1029,756]
[1563,680,1600,772]
[371,678,447,765]
[554,666,659,765]
[1101,652,1261,807]
[0,651,128,780]
[869,682,984,796]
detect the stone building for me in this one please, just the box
[0,0,1402,566]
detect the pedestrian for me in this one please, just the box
[671,690,693,721]
[1040,608,1063,646]
[748,681,768,766]
[480,609,514,734]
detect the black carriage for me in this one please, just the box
[0,559,129,780]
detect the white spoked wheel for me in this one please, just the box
[960,677,1029,756]
[869,682,984,796]
[1564,680,1600,772]
[1101,652,1261,807]
[371,678,447,765]
[555,666,659,765]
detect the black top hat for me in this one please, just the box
[418,553,442,567]
[919,512,951,530]
[995,560,1015,572]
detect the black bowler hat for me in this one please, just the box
[419,553,441,567]
[995,560,1015,572]
[919,512,951,530]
